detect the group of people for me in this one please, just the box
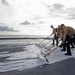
[50,24,75,56]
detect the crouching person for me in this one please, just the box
[61,24,75,56]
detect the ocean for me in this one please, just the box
[0,35,52,72]
[0,35,50,39]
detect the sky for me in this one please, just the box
[0,0,75,35]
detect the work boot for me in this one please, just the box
[61,49,66,51]
[64,53,72,56]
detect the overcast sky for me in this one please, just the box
[0,0,75,35]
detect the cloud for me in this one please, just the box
[65,8,75,20]
[1,0,9,6]
[50,4,75,20]
[48,3,65,14]
[52,4,64,10]
[68,14,75,19]
[42,3,65,17]
[0,23,18,32]
[37,21,45,24]
[20,20,45,25]
[20,20,31,25]
[42,3,75,20]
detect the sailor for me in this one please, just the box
[60,24,75,56]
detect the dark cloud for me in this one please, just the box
[0,23,18,32]
[50,4,75,20]
[42,3,64,10]
[20,20,31,25]
[49,3,65,14]
[42,3,75,20]
[52,4,64,10]
[42,3,65,17]
[1,0,9,6]
[20,20,45,25]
